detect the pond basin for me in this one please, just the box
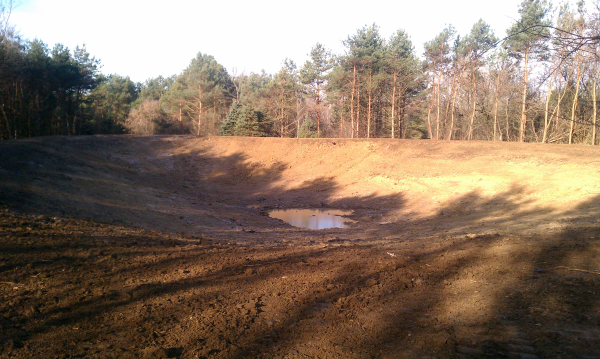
[268,208,354,229]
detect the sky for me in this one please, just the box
[9,0,527,83]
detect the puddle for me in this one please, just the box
[268,208,354,229]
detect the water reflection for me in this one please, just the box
[268,208,354,229]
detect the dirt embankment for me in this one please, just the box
[1,135,599,358]
[2,135,598,237]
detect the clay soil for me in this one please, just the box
[1,135,600,359]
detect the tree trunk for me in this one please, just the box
[556,78,562,136]
[427,90,434,139]
[36,92,41,137]
[468,64,477,141]
[531,114,538,142]
[447,86,457,140]
[356,86,361,138]
[520,47,529,142]
[506,98,510,141]
[0,102,12,140]
[296,95,301,138]
[72,90,80,135]
[316,84,321,137]
[179,102,183,134]
[593,63,600,145]
[427,70,436,139]
[339,98,343,138]
[448,61,467,141]
[542,69,556,143]
[197,86,203,136]
[550,70,569,142]
[351,63,356,138]
[65,114,71,137]
[493,67,501,141]
[400,99,406,139]
[569,52,582,145]
[445,68,457,140]
[212,102,217,135]
[391,72,397,139]
[367,73,372,139]
[436,63,442,140]
[280,106,284,138]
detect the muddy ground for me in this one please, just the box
[1,135,599,358]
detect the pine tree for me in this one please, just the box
[233,106,271,137]
[385,29,419,139]
[463,20,497,140]
[300,43,333,136]
[424,26,455,140]
[297,116,320,138]
[265,59,301,137]
[506,0,551,142]
[342,24,385,138]
[220,103,241,136]
[165,53,234,136]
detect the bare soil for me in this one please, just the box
[1,135,599,359]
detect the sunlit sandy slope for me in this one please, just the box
[1,135,599,238]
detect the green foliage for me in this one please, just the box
[385,29,420,87]
[265,60,301,137]
[343,24,385,66]
[300,43,333,134]
[139,75,176,102]
[238,71,272,108]
[297,117,320,138]
[331,24,422,138]
[300,43,333,88]
[234,107,271,137]
[464,19,498,56]
[162,52,234,135]
[85,74,138,134]
[505,0,551,57]
[0,30,110,138]
[3,0,600,144]
[424,25,455,69]
[220,103,272,137]
[388,29,415,62]
[219,103,241,136]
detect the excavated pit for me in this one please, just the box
[1,135,600,358]
[2,135,598,239]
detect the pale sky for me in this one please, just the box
[10,0,528,83]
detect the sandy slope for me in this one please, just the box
[1,135,599,358]
[1,135,599,238]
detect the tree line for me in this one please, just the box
[2,0,600,144]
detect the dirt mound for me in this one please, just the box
[1,135,599,358]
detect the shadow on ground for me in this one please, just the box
[0,136,599,358]
[0,136,406,236]
[1,192,598,358]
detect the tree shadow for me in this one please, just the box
[0,136,406,238]
[1,136,599,358]
[2,191,598,358]
[345,188,600,358]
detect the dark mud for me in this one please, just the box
[1,136,600,358]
